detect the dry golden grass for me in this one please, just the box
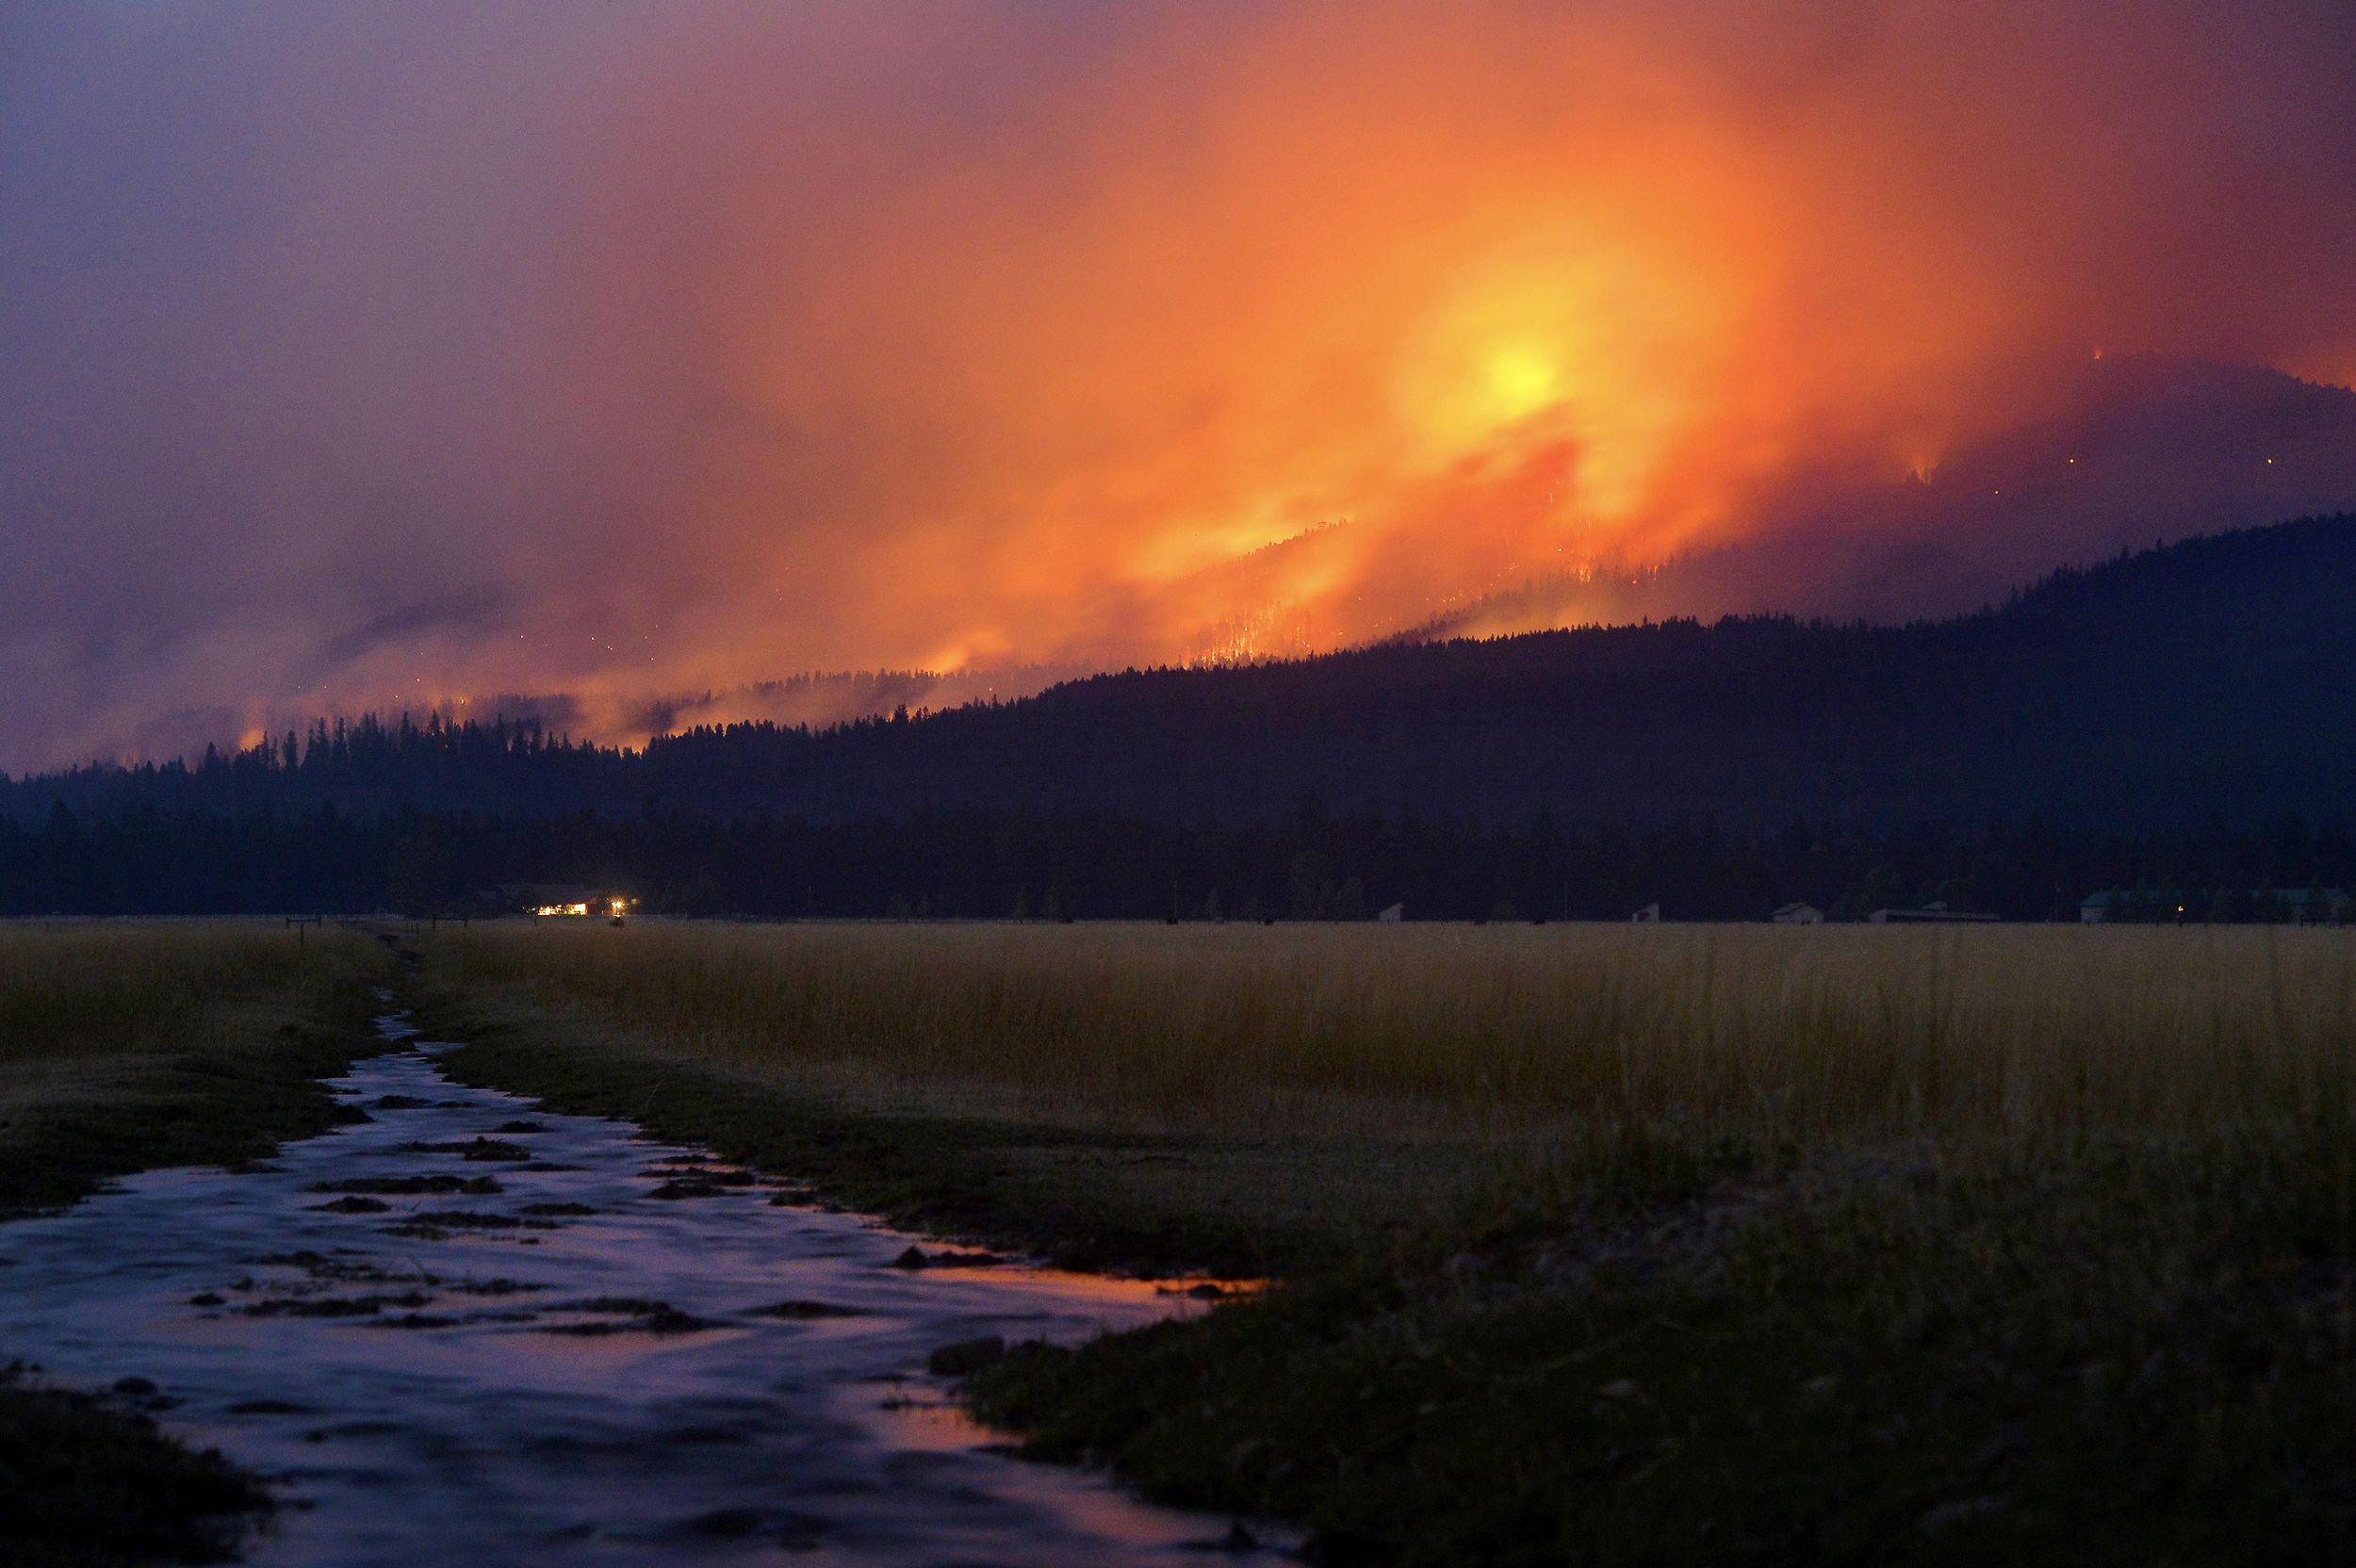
[434,920,2356,1152]
[0,921,372,1065]
[420,920,2356,1560]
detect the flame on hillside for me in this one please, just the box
[8,2,2356,770]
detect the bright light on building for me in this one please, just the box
[526,891,632,919]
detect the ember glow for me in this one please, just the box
[5,1,2356,768]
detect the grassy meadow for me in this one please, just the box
[425,918,2356,1151]
[0,921,394,1214]
[0,921,368,1064]
[417,918,2356,1564]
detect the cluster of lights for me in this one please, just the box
[532,898,633,918]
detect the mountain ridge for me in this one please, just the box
[8,510,2354,835]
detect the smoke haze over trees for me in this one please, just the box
[6,516,2353,918]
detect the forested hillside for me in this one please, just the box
[10,513,2353,835]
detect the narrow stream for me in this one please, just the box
[0,1015,1284,1566]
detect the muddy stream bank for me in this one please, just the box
[0,1013,1285,1566]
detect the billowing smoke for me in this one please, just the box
[6,1,2356,772]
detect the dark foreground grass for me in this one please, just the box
[0,1367,271,1568]
[975,1145,2356,1565]
[1,923,396,1564]
[409,927,2356,1565]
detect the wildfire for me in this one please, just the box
[23,0,2354,776]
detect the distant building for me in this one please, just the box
[1868,900,1999,924]
[1630,903,1661,923]
[1377,902,1404,923]
[1771,902,1824,925]
[2078,890,2133,924]
[2092,885,2196,923]
[500,883,633,919]
[2078,890,2192,923]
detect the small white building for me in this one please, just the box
[1377,902,1404,923]
[1630,903,1661,923]
[1771,902,1824,925]
[1868,900,1998,924]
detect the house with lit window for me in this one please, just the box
[497,883,635,919]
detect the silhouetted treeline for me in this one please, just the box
[7,711,632,824]
[8,514,2356,838]
[3,795,2351,923]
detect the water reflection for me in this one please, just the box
[0,1016,1288,1566]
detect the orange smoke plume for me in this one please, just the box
[580,0,2356,689]
[7,1,2356,767]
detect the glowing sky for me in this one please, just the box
[5,1,2356,770]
